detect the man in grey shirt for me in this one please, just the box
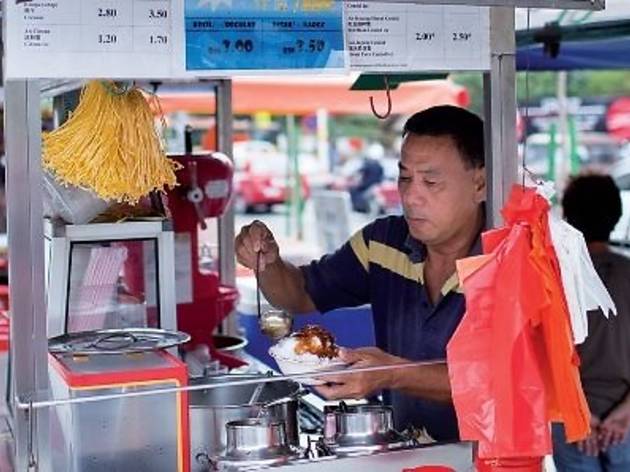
[553,174,630,471]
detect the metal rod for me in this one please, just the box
[345,0,604,9]
[15,360,445,411]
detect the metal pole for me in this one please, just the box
[483,7,518,227]
[4,80,50,470]
[216,79,238,336]
[557,70,570,191]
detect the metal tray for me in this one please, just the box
[48,328,190,355]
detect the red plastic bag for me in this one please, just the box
[476,456,543,471]
[447,185,590,459]
[448,224,551,458]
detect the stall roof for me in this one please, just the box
[515,1,630,70]
[156,76,470,116]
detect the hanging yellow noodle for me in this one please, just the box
[43,80,180,204]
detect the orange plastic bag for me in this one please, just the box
[447,185,590,458]
[502,186,590,442]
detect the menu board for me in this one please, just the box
[5,0,180,79]
[184,0,346,73]
[4,0,490,79]
[346,2,490,72]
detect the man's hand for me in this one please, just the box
[315,347,404,400]
[600,400,630,450]
[577,415,601,457]
[235,220,279,271]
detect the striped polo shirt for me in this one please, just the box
[301,214,479,441]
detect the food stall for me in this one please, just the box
[0,0,605,471]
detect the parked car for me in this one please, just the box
[232,141,310,213]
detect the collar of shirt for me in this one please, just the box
[403,231,483,264]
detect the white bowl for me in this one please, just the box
[269,351,347,386]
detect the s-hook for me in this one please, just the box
[369,75,392,120]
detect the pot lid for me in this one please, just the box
[48,328,190,355]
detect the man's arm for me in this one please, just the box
[259,258,317,314]
[390,362,451,403]
[316,347,451,403]
[235,220,316,314]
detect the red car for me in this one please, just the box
[232,141,310,213]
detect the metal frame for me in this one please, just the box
[357,0,604,8]
[44,219,178,338]
[484,7,519,227]
[216,79,238,336]
[4,80,51,470]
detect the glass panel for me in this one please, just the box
[66,239,159,332]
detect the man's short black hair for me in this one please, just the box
[402,105,485,169]
[562,174,622,243]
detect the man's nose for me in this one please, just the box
[400,182,426,207]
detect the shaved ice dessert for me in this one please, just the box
[269,325,345,384]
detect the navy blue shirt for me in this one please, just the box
[301,215,478,441]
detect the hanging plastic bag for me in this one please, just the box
[547,214,616,344]
[447,185,591,459]
[448,223,551,459]
[502,186,590,442]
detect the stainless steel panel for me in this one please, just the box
[220,442,474,472]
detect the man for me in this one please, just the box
[553,174,630,471]
[235,105,486,441]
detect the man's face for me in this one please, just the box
[398,134,485,246]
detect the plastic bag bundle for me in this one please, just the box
[447,185,595,460]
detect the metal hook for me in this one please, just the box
[369,76,392,120]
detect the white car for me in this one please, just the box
[610,158,630,243]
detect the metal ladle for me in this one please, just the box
[256,251,293,341]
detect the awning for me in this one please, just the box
[516,20,630,71]
[157,76,470,116]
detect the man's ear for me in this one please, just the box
[473,167,486,203]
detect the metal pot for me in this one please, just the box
[212,334,248,359]
[324,404,403,453]
[189,374,300,471]
[224,419,293,461]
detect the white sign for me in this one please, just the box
[345,2,490,72]
[5,0,183,79]
[5,0,491,79]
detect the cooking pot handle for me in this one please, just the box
[195,452,218,471]
[261,389,309,409]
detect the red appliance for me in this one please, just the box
[166,152,242,368]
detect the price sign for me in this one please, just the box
[6,0,176,79]
[184,0,345,73]
[345,2,490,72]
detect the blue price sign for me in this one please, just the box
[185,0,345,72]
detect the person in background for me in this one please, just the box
[349,154,384,213]
[554,174,630,471]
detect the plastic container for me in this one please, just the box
[43,172,110,224]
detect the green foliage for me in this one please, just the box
[452,71,630,112]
